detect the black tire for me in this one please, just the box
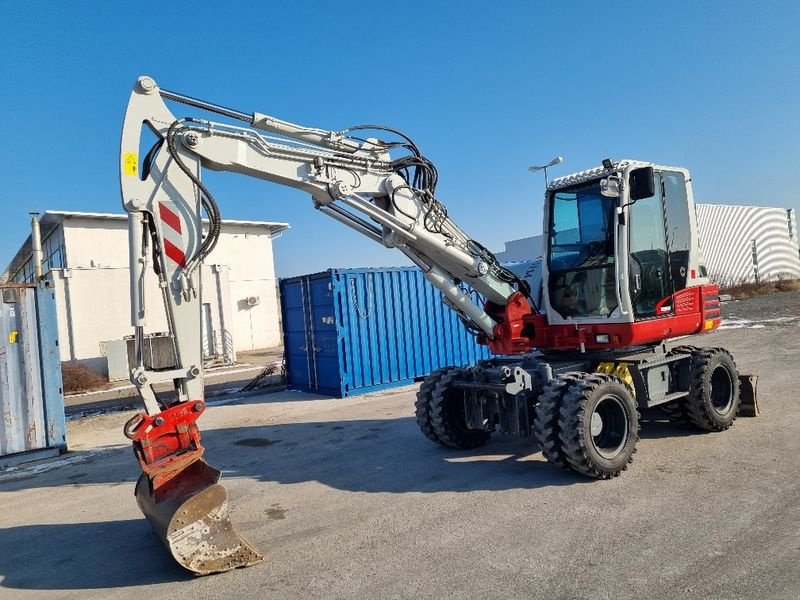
[533,372,582,469]
[415,368,452,445]
[660,400,690,427]
[429,368,492,450]
[684,348,740,431]
[558,374,640,479]
[671,344,699,353]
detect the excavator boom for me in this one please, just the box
[120,76,532,573]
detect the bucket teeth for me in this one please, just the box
[135,460,264,575]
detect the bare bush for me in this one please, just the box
[61,362,108,394]
[718,274,800,300]
[775,277,800,292]
[241,360,285,392]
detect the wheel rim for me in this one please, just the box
[709,364,734,415]
[590,394,629,459]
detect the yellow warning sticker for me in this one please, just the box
[123,152,138,176]
[703,319,715,330]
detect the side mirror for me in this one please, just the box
[629,166,655,201]
[600,175,621,197]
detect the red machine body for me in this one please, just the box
[482,285,721,355]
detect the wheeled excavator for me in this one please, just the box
[120,76,756,575]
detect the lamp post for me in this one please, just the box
[528,155,563,188]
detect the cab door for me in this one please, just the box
[628,172,672,318]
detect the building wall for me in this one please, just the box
[495,235,544,263]
[696,205,800,284]
[45,215,281,373]
[202,223,282,350]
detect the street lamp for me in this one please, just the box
[528,155,563,188]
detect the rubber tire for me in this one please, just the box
[684,348,740,431]
[429,368,492,450]
[415,367,452,445]
[660,400,690,427]
[558,374,640,479]
[533,372,582,469]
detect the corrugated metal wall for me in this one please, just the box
[281,268,491,397]
[0,282,66,460]
[696,205,800,285]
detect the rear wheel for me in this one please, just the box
[558,374,639,479]
[684,348,740,431]
[660,400,690,427]
[429,368,492,450]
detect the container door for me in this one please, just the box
[0,287,47,456]
[306,276,340,396]
[281,274,340,396]
[281,277,314,392]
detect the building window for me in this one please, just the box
[788,209,794,240]
[42,225,66,271]
[12,259,34,283]
[10,224,66,282]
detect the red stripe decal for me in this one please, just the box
[163,238,187,268]
[159,203,182,234]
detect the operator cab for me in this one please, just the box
[546,161,698,323]
[548,182,618,318]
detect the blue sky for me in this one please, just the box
[1,1,798,277]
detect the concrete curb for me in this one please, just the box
[65,383,287,418]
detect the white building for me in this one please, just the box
[695,204,800,285]
[2,211,288,375]
[495,204,800,284]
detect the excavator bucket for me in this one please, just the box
[134,459,263,575]
[125,405,263,575]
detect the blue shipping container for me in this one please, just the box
[280,267,491,397]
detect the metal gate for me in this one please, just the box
[0,281,66,462]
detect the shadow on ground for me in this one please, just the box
[0,408,716,592]
[1,409,707,496]
[0,520,193,590]
[638,411,708,439]
[0,416,598,494]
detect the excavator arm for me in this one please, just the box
[119,76,535,574]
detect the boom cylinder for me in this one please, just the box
[128,212,147,326]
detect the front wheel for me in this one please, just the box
[428,368,492,450]
[415,368,453,444]
[558,374,640,479]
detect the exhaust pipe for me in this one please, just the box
[30,212,44,280]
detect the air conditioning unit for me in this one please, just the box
[246,295,260,307]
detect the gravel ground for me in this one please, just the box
[0,292,798,600]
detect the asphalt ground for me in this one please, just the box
[1,292,798,599]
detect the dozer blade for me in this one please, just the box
[738,374,759,417]
[135,459,264,575]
